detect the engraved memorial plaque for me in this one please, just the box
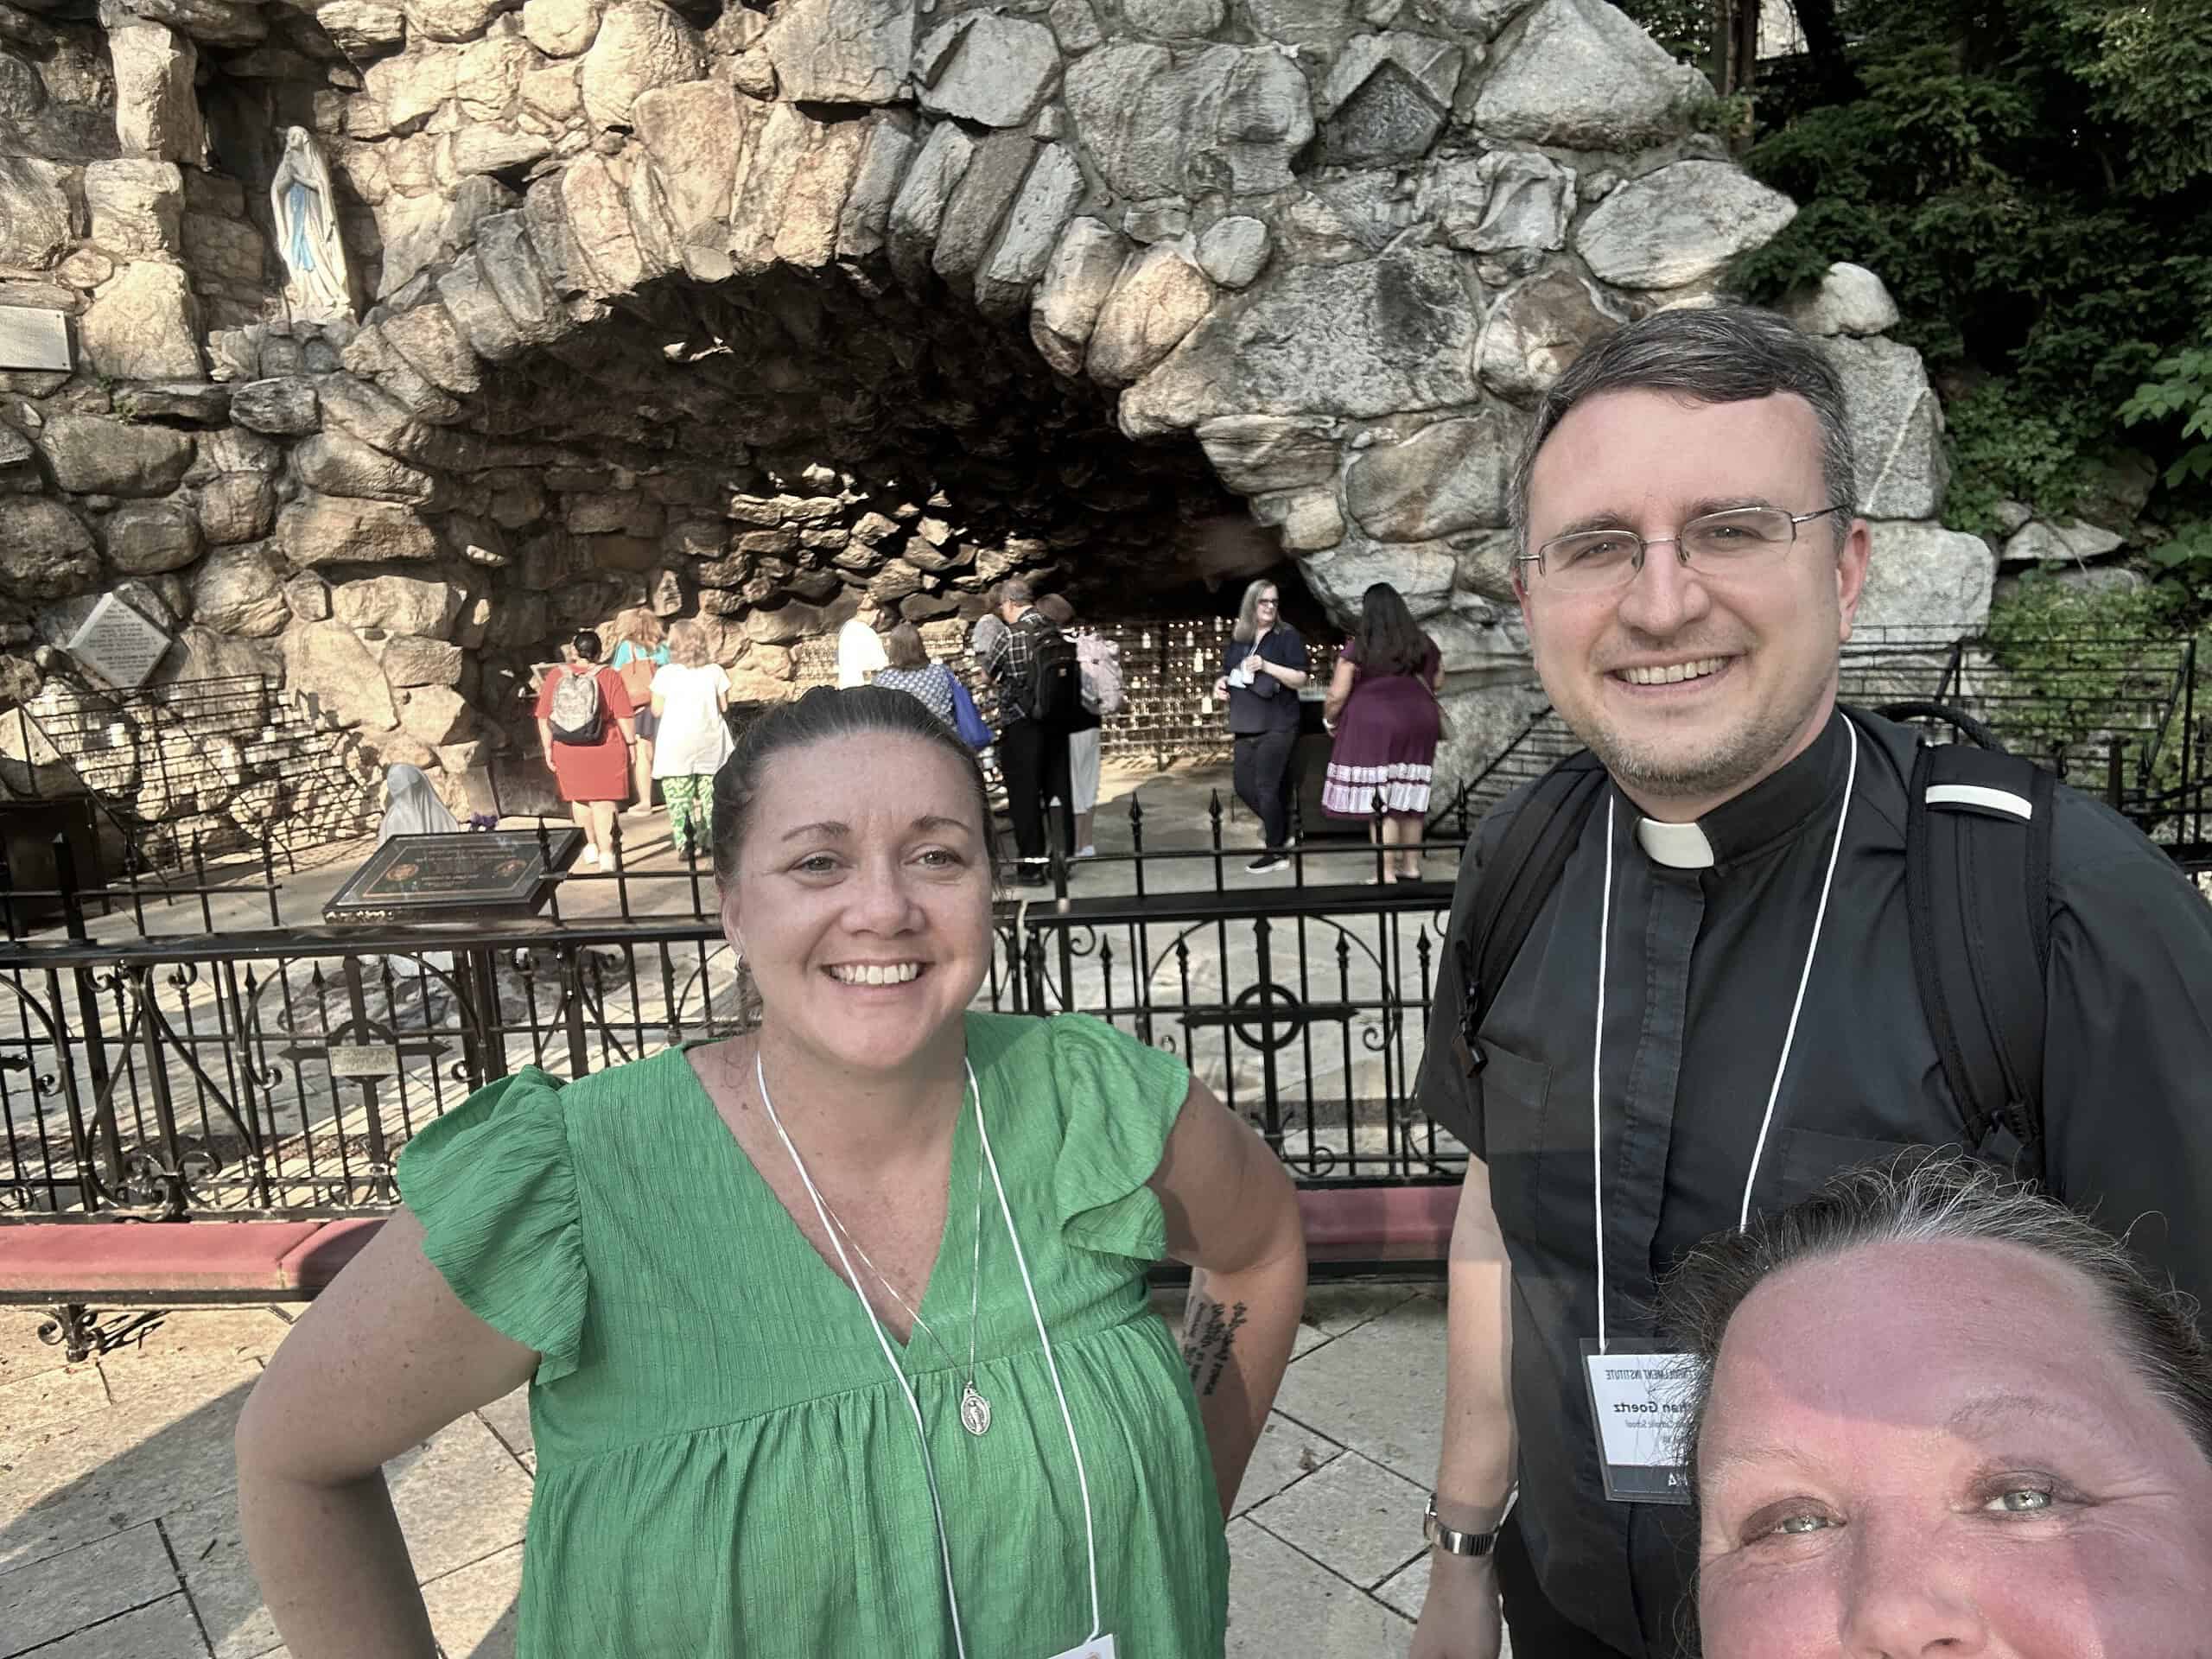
[65,593,171,692]
[0,306,70,372]
[323,828,583,923]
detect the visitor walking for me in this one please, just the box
[1036,595,1115,859]
[608,608,671,814]
[535,630,636,868]
[1321,582,1444,882]
[979,579,1078,887]
[870,622,960,728]
[649,620,734,861]
[1215,578,1307,874]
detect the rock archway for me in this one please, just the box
[0,0,1997,827]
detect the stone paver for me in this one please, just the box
[1248,1448,1428,1589]
[21,1593,210,1659]
[1274,1290,1448,1485]
[0,1521,183,1654]
[1226,1516,1415,1659]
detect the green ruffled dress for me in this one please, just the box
[392,1010,1229,1656]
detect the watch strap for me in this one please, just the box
[1424,1493,1501,1558]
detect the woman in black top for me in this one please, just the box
[1214,578,1308,872]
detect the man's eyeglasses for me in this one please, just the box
[1516,505,1845,595]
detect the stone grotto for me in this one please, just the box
[0,0,2001,841]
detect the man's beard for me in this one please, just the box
[1584,690,1826,810]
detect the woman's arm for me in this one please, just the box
[1322,657,1357,724]
[1254,635,1309,692]
[536,717,555,768]
[650,691,666,718]
[1149,1080,1306,1518]
[236,1207,542,1659]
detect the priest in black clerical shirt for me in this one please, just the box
[1408,307,2212,1659]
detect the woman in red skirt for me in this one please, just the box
[534,629,637,866]
[1320,582,1444,883]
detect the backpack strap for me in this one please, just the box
[1904,738,2056,1175]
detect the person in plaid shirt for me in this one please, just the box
[979,579,1072,886]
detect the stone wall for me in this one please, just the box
[0,0,2003,822]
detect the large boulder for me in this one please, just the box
[764,0,913,102]
[80,262,205,379]
[194,473,277,544]
[1779,262,1900,338]
[1344,411,1515,542]
[283,619,398,730]
[1818,334,1948,520]
[1030,216,1130,377]
[1304,536,1456,621]
[1575,161,1796,290]
[1315,31,1462,167]
[1121,248,1484,435]
[189,543,289,636]
[976,143,1088,315]
[83,160,184,257]
[109,22,206,164]
[1423,150,1575,257]
[276,496,442,566]
[404,0,511,42]
[295,430,439,504]
[102,499,202,575]
[330,572,468,637]
[378,632,466,685]
[0,156,72,266]
[1065,42,1313,199]
[916,13,1059,127]
[1197,415,1341,494]
[1086,242,1215,386]
[1476,264,1623,404]
[231,377,321,435]
[39,415,196,495]
[2001,518,2126,566]
[1854,520,1995,640]
[579,0,705,130]
[0,500,99,600]
[1471,0,1706,149]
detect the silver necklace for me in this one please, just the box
[750,1046,994,1437]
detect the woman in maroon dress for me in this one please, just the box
[1320,582,1444,883]
[534,629,637,867]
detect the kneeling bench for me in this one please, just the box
[2,1190,1453,1363]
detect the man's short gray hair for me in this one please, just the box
[1510,305,1859,551]
[991,577,1035,612]
[1660,1154,2212,1476]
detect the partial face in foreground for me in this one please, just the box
[1696,1237,2212,1658]
[719,731,993,1076]
[1518,389,1871,819]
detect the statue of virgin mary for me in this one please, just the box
[270,126,353,324]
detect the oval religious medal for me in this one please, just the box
[959,1382,992,1437]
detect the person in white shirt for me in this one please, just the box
[650,621,736,861]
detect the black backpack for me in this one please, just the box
[1419,707,2056,1176]
[1018,614,1085,731]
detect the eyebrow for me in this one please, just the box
[779,816,975,842]
[1546,497,1784,541]
[1702,1391,2079,1483]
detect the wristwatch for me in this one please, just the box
[1424,1494,1502,1559]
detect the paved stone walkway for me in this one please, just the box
[1,1283,1480,1659]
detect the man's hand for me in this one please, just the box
[1411,1553,1503,1659]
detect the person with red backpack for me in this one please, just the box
[534,629,637,868]
[979,580,1082,886]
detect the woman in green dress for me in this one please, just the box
[236,686,1308,1656]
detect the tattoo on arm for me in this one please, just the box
[1180,1296,1250,1397]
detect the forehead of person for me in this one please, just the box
[1519,389,1872,819]
[1694,1236,2212,1659]
[718,727,994,1077]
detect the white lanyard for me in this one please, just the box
[757,1053,1103,1653]
[1590,718,1859,1351]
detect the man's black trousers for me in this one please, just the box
[998,717,1072,866]
[1232,726,1298,849]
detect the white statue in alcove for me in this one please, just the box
[270,126,353,324]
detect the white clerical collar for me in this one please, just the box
[1636,817,1717,870]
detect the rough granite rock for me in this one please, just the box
[83,160,183,257]
[1818,334,1948,521]
[101,499,202,575]
[579,0,703,130]
[1252,486,1344,551]
[80,262,204,379]
[1030,215,1129,375]
[1196,414,1339,493]
[0,500,98,600]
[1086,241,1214,386]
[1065,42,1312,197]
[1855,520,1995,639]
[1122,0,1223,34]
[1316,32,1461,166]
[1195,215,1269,289]
[380,632,466,685]
[763,0,913,103]
[1121,248,1484,435]
[1575,161,1797,290]
[1476,264,1622,404]
[2001,518,2127,566]
[885,119,975,283]
[1344,411,1514,541]
[399,683,474,743]
[194,473,276,545]
[1305,535,1456,620]
[1780,261,1902,338]
[931,129,1037,286]
[110,22,206,163]
[277,495,442,566]
[283,619,399,729]
[321,1,408,56]
[330,571,468,636]
[404,0,512,44]
[296,429,439,503]
[976,143,1085,315]
[1471,0,1706,149]
[834,110,918,262]
[231,376,321,435]
[0,156,71,266]
[189,543,289,636]
[633,79,742,264]
[38,414,196,495]
[915,14,1060,127]
[521,0,601,55]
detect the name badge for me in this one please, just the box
[1579,1339,1694,1505]
[1046,1637,1116,1659]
